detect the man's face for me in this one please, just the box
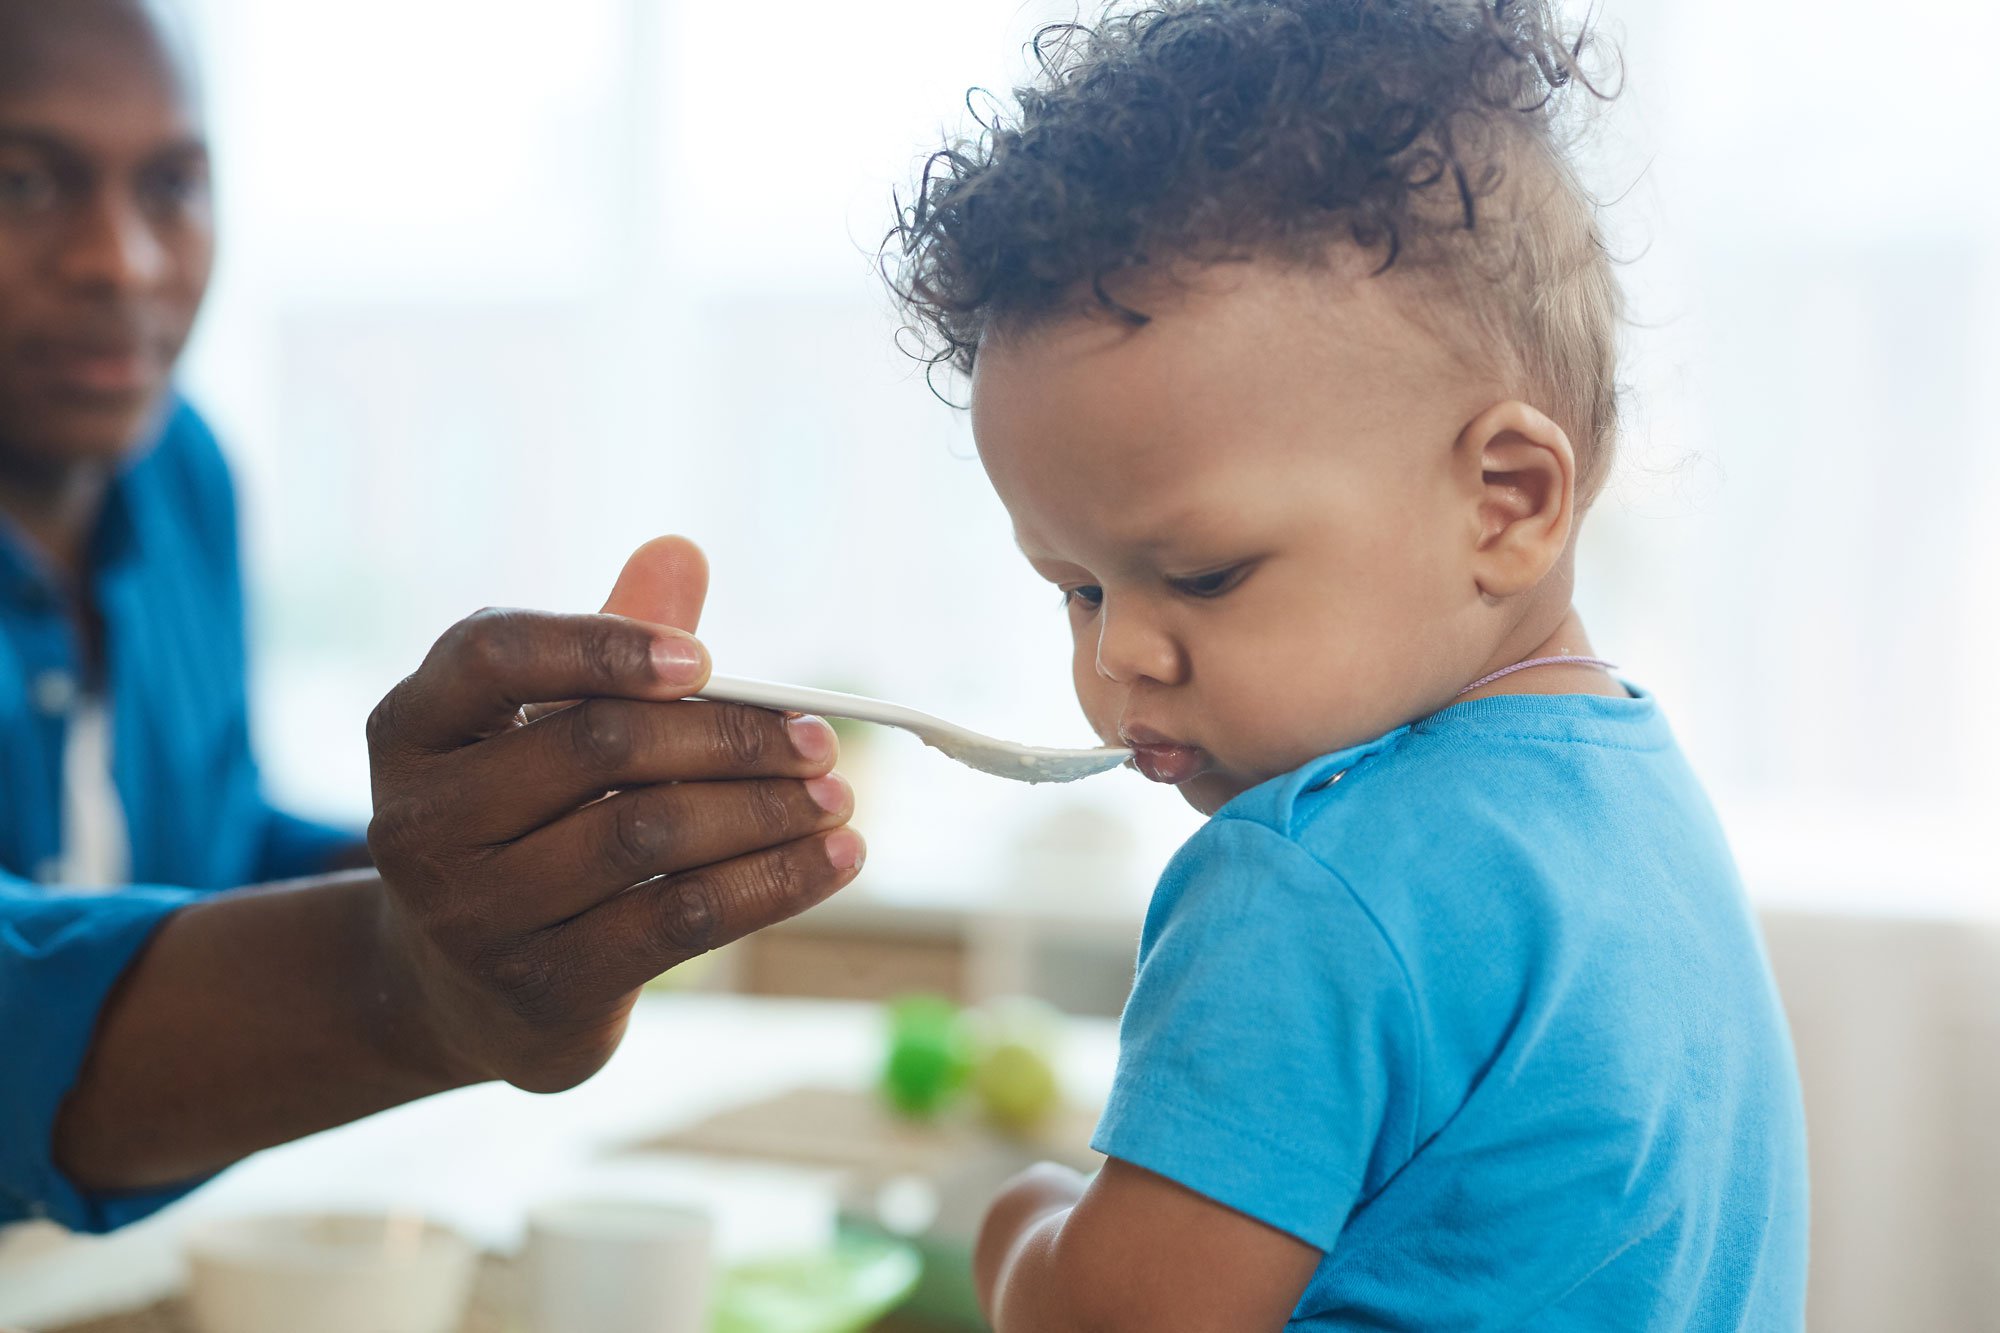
[0,0,213,471]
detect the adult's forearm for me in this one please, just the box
[53,872,463,1193]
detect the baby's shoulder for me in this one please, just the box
[1189,721,1602,931]
[1152,778,1417,982]
[1197,727,1449,886]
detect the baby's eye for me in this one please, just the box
[1061,584,1104,611]
[1169,562,1252,599]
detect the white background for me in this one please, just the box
[172,0,1999,912]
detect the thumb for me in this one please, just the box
[602,535,710,632]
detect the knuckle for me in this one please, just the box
[420,892,503,960]
[648,876,720,958]
[752,844,813,917]
[608,795,672,877]
[709,704,771,769]
[452,609,523,682]
[583,623,652,687]
[748,780,798,842]
[570,698,636,773]
[364,684,409,752]
[481,941,567,1025]
[366,795,427,862]
[370,792,482,896]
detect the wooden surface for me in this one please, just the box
[741,928,970,1004]
[632,1084,1100,1177]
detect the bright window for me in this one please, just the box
[174,0,1998,912]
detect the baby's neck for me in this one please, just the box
[1457,607,1625,704]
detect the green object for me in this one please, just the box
[880,994,975,1119]
[711,1232,922,1333]
[975,1039,1060,1132]
[972,997,1064,1133]
[837,1217,985,1331]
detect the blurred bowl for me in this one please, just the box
[184,1212,476,1333]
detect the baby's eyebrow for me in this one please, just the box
[1012,530,1066,566]
[1017,546,1085,581]
[1136,504,1234,549]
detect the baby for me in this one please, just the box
[886,1,1808,1328]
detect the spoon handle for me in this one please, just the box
[695,674,945,738]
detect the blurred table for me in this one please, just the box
[15,907,1979,1332]
[0,995,1117,1331]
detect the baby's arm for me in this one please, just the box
[975,1157,1320,1332]
[975,816,1411,1328]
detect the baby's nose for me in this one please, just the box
[1094,608,1185,687]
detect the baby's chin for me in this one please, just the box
[1172,737,1370,814]
[1178,768,1259,816]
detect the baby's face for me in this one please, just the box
[973,259,1505,814]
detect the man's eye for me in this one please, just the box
[1061,584,1104,611]
[141,162,209,213]
[1170,563,1252,599]
[0,164,59,213]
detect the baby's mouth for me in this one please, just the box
[1118,725,1207,785]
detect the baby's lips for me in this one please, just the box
[1129,743,1204,785]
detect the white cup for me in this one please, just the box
[184,1212,477,1333]
[522,1198,714,1333]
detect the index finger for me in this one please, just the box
[369,607,710,757]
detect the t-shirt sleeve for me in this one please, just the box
[1091,815,1420,1251]
[0,875,204,1232]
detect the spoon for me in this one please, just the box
[695,675,1130,784]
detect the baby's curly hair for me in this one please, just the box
[886,0,1624,500]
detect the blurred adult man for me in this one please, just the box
[0,0,864,1233]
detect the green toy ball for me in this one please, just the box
[880,994,975,1119]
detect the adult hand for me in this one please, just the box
[366,536,863,1094]
[52,537,862,1196]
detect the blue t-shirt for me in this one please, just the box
[1092,689,1808,1330]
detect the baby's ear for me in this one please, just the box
[1460,400,1576,600]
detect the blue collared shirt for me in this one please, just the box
[1,398,359,1231]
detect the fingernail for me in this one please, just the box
[806,773,851,815]
[650,636,705,686]
[826,827,865,872]
[786,714,836,763]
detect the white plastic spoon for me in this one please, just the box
[695,675,1130,784]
